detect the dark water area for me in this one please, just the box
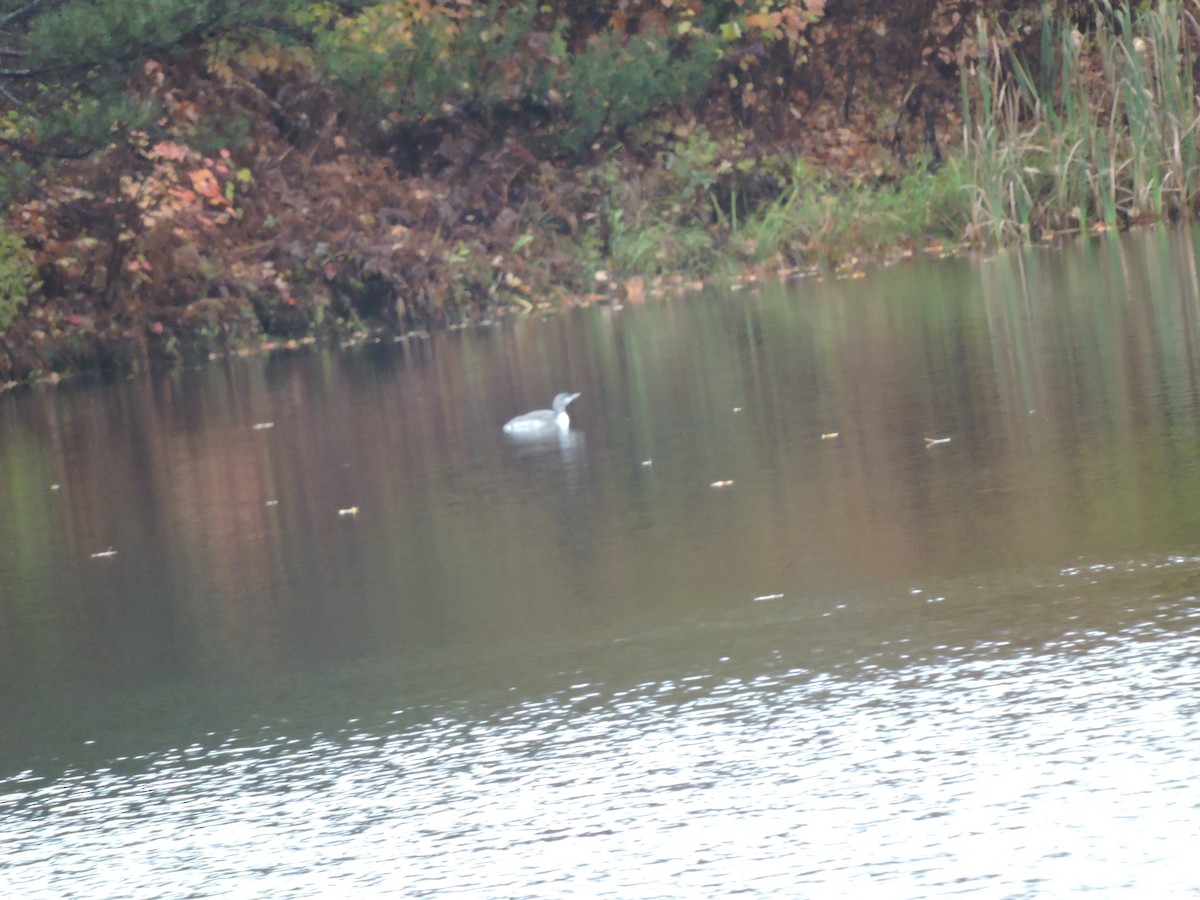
[2,227,1200,897]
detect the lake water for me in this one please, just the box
[2,227,1200,897]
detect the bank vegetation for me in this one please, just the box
[1,0,1198,382]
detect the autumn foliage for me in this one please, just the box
[0,0,1152,381]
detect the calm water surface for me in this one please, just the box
[3,228,1200,897]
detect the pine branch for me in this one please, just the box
[0,1,44,33]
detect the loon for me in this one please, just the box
[503,392,581,435]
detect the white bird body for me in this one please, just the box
[503,392,580,435]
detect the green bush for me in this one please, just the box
[3,0,294,156]
[315,1,719,159]
[24,0,284,73]
[549,30,719,156]
[317,3,557,125]
[0,231,37,331]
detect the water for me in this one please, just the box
[3,227,1200,897]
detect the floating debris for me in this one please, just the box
[252,422,274,430]
[924,436,952,447]
[337,506,359,517]
[821,432,839,441]
[710,480,735,489]
[265,500,279,507]
[50,483,61,491]
[641,459,653,467]
[732,407,743,413]
[90,548,118,559]
[753,593,784,602]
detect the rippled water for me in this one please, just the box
[4,228,1200,897]
[7,576,1199,898]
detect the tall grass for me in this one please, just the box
[566,2,1200,284]
[717,160,970,270]
[963,0,1200,241]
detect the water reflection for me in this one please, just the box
[3,230,1200,703]
[3,226,1200,895]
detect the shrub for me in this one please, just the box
[0,231,37,331]
[317,2,557,124]
[23,0,284,72]
[2,0,292,157]
[315,0,719,159]
[548,29,719,156]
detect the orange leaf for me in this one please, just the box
[746,12,782,32]
[188,168,228,205]
[177,101,202,123]
[151,141,190,161]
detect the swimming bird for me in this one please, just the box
[503,392,581,435]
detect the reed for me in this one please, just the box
[962,0,1200,240]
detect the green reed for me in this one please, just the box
[963,0,1200,241]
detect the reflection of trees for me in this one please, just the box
[561,227,1200,599]
[7,227,1200,707]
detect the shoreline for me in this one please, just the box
[3,3,1198,386]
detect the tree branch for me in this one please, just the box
[0,131,94,159]
[0,0,44,33]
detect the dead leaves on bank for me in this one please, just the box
[2,0,990,383]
